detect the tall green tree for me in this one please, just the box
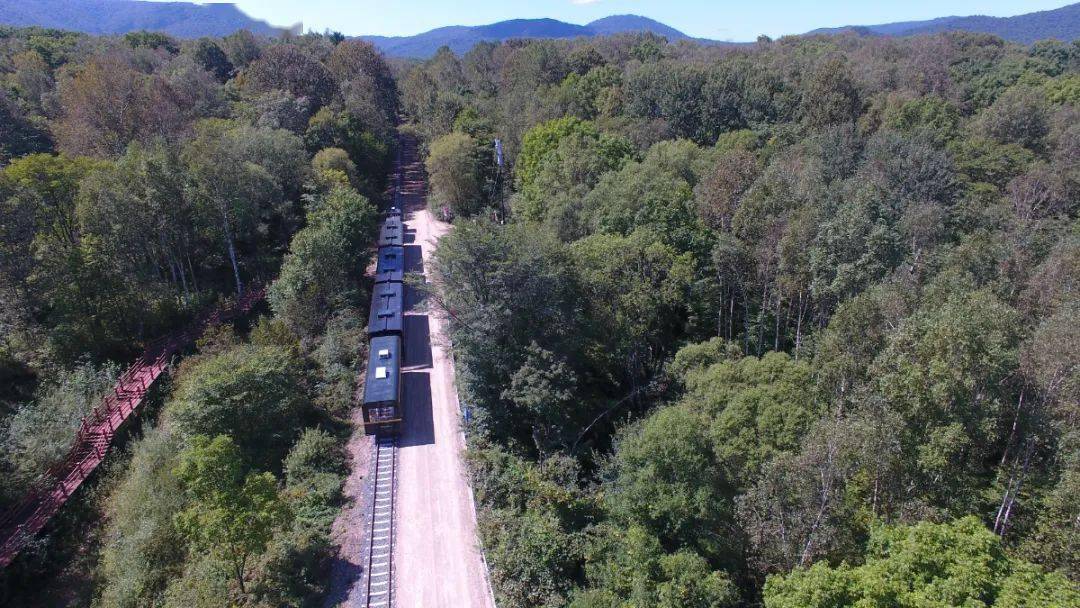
[183,120,307,294]
[764,517,1079,608]
[426,131,487,218]
[268,184,377,340]
[174,435,291,594]
[167,345,308,469]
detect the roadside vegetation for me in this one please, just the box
[0,26,394,605]
[405,31,1080,607]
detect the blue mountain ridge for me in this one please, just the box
[0,2,1076,56]
[808,2,1080,45]
[0,0,284,38]
[361,15,693,57]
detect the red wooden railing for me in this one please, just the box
[0,286,266,569]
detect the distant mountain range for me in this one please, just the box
[0,1,1077,56]
[808,3,1080,45]
[361,15,696,57]
[360,4,1080,57]
[0,0,285,38]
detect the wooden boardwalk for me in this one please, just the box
[0,286,265,569]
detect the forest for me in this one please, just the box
[0,18,1078,608]
[408,30,1080,608]
[0,26,396,606]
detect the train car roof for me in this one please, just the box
[363,335,401,405]
[378,219,403,247]
[368,281,404,335]
[374,245,404,283]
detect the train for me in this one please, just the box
[362,206,406,436]
[378,214,403,247]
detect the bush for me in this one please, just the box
[268,186,378,342]
[166,345,309,470]
[253,528,335,607]
[162,554,232,608]
[1,362,118,493]
[284,428,346,531]
[285,428,346,487]
[287,471,344,531]
[310,310,365,418]
[305,107,390,192]
[426,131,486,218]
[97,429,188,608]
[479,507,584,608]
[573,524,738,608]
[763,517,1080,608]
[312,146,359,190]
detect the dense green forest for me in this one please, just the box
[1,19,1078,608]
[0,26,395,606]
[407,32,1080,607]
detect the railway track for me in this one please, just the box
[364,435,397,607]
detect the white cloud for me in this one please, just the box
[571,0,604,5]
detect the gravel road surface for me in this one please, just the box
[393,145,497,608]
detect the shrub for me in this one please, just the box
[97,429,188,608]
[167,345,309,470]
[268,186,377,342]
[426,131,486,218]
[312,147,359,189]
[1,362,118,492]
[285,428,346,486]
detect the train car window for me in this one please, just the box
[371,406,395,420]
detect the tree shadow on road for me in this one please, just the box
[403,282,428,312]
[404,244,424,274]
[322,558,363,608]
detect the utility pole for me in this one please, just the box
[492,138,507,224]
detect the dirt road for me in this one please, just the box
[393,139,497,608]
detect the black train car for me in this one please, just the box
[374,245,404,284]
[368,281,404,337]
[378,216,403,247]
[362,335,402,435]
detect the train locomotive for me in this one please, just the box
[362,206,407,435]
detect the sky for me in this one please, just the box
[172,1,1073,41]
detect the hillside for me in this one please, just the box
[586,14,689,40]
[361,3,1080,58]
[809,2,1080,44]
[363,15,691,58]
[3,3,1077,54]
[0,0,284,38]
[0,28,402,605]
